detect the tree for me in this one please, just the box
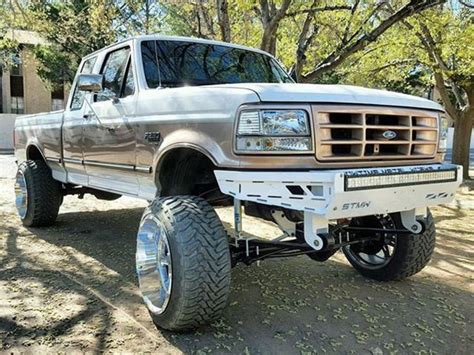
[2,0,164,88]
[412,12,473,179]
[158,1,444,81]
[0,2,22,70]
[341,3,473,178]
[299,0,445,82]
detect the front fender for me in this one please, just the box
[152,128,234,183]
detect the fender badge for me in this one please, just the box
[144,131,161,144]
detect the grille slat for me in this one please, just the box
[314,106,439,162]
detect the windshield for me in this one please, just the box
[141,40,293,88]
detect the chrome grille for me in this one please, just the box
[314,106,439,162]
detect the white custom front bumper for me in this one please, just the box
[215,164,462,248]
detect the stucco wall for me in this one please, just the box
[22,49,52,114]
[0,114,18,151]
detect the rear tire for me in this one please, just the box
[136,196,231,331]
[343,211,436,281]
[15,160,63,227]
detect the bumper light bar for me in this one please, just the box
[345,169,457,191]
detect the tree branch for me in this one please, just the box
[302,0,445,82]
[459,0,474,9]
[286,5,352,16]
[292,0,319,80]
[369,58,415,74]
[341,0,360,45]
[259,0,291,54]
[434,70,459,120]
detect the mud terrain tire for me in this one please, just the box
[136,196,231,331]
[15,159,63,227]
[343,211,436,281]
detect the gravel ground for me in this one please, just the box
[0,155,473,354]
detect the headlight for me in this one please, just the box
[438,113,449,152]
[236,109,311,152]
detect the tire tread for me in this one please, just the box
[146,196,231,330]
[344,212,436,281]
[18,160,62,227]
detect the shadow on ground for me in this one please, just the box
[1,199,473,353]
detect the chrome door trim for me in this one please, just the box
[135,166,152,173]
[84,160,135,171]
[63,157,84,165]
[46,157,62,164]
[64,158,152,173]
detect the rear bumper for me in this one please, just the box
[215,163,462,220]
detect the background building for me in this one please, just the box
[0,30,68,151]
[1,30,68,115]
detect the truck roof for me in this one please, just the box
[82,34,271,60]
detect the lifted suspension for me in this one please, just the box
[230,199,421,266]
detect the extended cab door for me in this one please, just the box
[63,56,98,186]
[82,45,139,196]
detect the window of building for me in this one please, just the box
[10,62,23,76]
[11,96,24,114]
[10,62,24,103]
[51,98,64,111]
[51,85,64,111]
[9,58,24,114]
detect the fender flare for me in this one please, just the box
[152,142,218,184]
[25,140,48,163]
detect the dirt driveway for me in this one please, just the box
[1,155,473,354]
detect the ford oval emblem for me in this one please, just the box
[382,130,397,140]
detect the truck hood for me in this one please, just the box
[212,83,443,111]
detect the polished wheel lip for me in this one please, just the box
[344,215,397,270]
[136,214,172,315]
[15,170,28,219]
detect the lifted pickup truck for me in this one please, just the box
[14,35,462,331]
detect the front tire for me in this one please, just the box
[343,211,436,281]
[136,196,231,331]
[15,160,63,227]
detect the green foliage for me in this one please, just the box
[33,45,76,90]
[3,0,471,100]
[341,4,473,98]
[0,38,20,70]
[3,0,164,87]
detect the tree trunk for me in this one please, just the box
[260,25,277,55]
[452,111,473,179]
[216,0,231,42]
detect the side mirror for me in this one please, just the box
[77,74,103,93]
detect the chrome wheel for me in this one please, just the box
[343,215,397,270]
[15,170,28,219]
[136,215,172,315]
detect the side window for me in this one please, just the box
[97,47,130,102]
[141,41,160,88]
[70,56,97,110]
[121,60,135,98]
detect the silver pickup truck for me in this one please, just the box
[14,35,462,331]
